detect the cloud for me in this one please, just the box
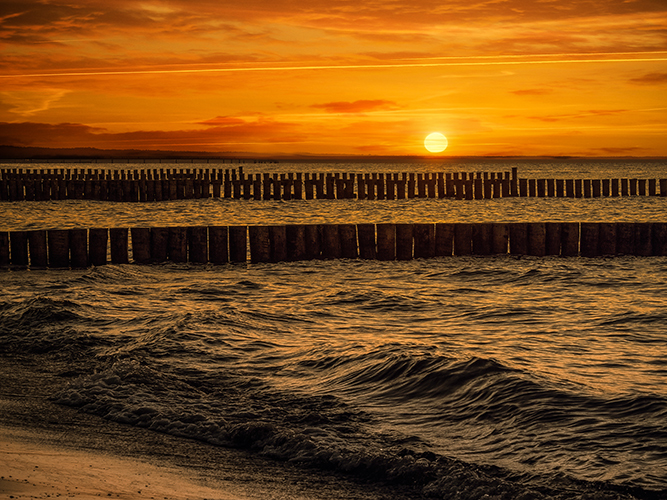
[527,109,629,122]
[311,99,398,114]
[0,89,69,116]
[0,117,307,150]
[629,72,667,85]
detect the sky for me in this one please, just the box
[1,0,666,157]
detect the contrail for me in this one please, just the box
[3,53,666,79]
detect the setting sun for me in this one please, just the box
[424,132,448,153]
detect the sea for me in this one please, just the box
[1,158,666,499]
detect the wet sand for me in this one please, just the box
[0,354,423,500]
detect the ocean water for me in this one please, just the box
[1,159,666,499]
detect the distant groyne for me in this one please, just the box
[1,167,666,201]
[2,222,666,269]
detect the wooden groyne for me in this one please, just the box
[1,167,666,201]
[2,222,666,269]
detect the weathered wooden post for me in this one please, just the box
[630,179,638,196]
[648,179,656,196]
[580,223,600,257]
[0,232,9,268]
[110,228,129,264]
[491,223,509,254]
[592,179,601,197]
[414,223,435,259]
[209,226,229,264]
[537,179,546,198]
[616,223,635,255]
[453,223,472,256]
[189,226,208,263]
[321,224,342,259]
[519,178,527,197]
[149,227,168,263]
[611,179,619,197]
[527,222,546,256]
[396,223,414,260]
[545,222,561,255]
[528,179,536,197]
[286,224,307,261]
[357,224,376,259]
[660,179,667,197]
[635,223,652,256]
[620,178,629,196]
[509,223,528,255]
[339,224,358,259]
[89,228,108,266]
[249,226,271,263]
[304,224,321,260]
[376,223,396,260]
[638,179,646,196]
[599,222,617,256]
[131,227,152,264]
[652,222,667,256]
[270,225,288,262]
[28,230,48,268]
[9,231,29,267]
[229,226,248,263]
[294,173,304,200]
[561,222,579,257]
[555,179,564,197]
[46,230,69,268]
[472,223,492,255]
[583,179,591,198]
[69,228,88,268]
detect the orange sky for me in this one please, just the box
[1,0,666,157]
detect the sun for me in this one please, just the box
[424,132,448,153]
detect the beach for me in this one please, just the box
[0,356,422,500]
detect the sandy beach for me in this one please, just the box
[0,355,422,500]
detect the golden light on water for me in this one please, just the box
[424,132,448,153]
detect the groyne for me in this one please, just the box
[1,167,666,201]
[2,222,666,269]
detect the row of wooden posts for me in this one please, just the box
[2,167,666,202]
[2,222,666,269]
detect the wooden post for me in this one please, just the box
[629,179,637,196]
[396,224,414,260]
[472,223,492,255]
[491,223,509,254]
[537,179,546,197]
[660,179,667,197]
[527,222,546,256]
[616,223,635,255]
[304,224,321,260]
[89,228,108,266]
[620,178,629,196]
[518,178,527,197]
[131,227,152,264]
[0,232,9,268]
[249,225,271,263]
[47,229,69,268]
[10,231,29,267]
[599,222,617,256]
[635,223,652,256]
[561,222,579,257]
[556,179,564,197]
[414,223,435,259]
[637,179,646,196]
[28,230,48,268]
[167,227,187,263]
[339,224,358,259]
[357,223,376,259]
[580,223,600,257]
[453,223,472,256]
[229,226,248,263]
[528,179,536,197]
[611,178,619,197]
[110,228,129,264]
[270,225,288,262]
[209,226,229,264]
[286,224,307,261]
[69,229,88,268]
[509,223,527,255]
[545,222,561,256]
[149,227,169,263]
[652,222,667,256]
[592,179,601,197]
[566,179,575,198]
[376,223,396,260]
[321,224,342,259]
[189,226,208,263]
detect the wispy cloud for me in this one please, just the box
[311,99,398,113]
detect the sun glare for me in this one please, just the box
[424,132,448,153]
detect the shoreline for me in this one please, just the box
[0,354,423,500]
